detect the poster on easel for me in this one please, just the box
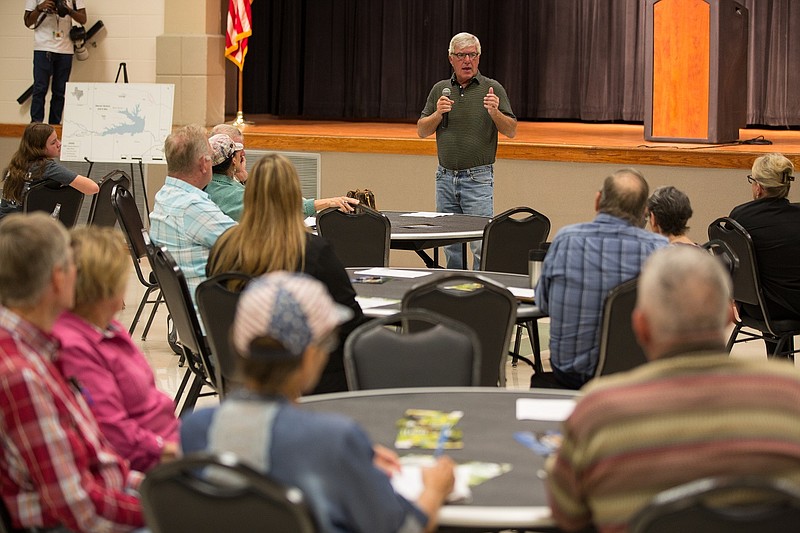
[61,82,174,164]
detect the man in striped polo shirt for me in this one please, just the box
[546,245,800,533]
[417,32,517,270]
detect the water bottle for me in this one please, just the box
[528,244,549,289]
[51,203,62,220]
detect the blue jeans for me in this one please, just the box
[435,164,494,269]
[32,50,73,124]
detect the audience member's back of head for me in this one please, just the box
[598,168,649,226]
[0,213,69,308]
[637,245,732,353]
[164,124,210,175]
[69,226,129,311]
[751,152,795,199]
[647,185,693,237]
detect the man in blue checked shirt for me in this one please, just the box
[536,169,668,389]
[150,125,236,304]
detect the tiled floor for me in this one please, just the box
[119,267,784,409]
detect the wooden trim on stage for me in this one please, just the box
[2,121,797,170]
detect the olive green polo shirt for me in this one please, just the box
[420,71,515,171]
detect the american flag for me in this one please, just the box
[225,0,252,70]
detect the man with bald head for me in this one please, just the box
[536,169,667,388]
[546,245,800,532]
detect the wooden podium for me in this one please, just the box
[644,0,748,144]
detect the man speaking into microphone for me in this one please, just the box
[417,32,517,270]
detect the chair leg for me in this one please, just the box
[174,366,192,409]
[178,374,204,417]
[725,323,742,353]
[128,287,152,335]
[527,320,544,375]
[511,325,523,366]
[140,290,163,340]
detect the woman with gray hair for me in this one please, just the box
[647,185,694,245]
[730,153,800,330]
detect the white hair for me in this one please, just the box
[637,246,731,344]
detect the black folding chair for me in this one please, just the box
[708,217,800,357]
[344,309,481,390]
[87,170,130,227]
[146,244,217,415]
[23,180,85,227]
[481,206,551,372]
[594,277,647,377]
[196,273,253,398]
[317,205,391,267]
[630,476,800,533]
[141,452,316,533]
[402,273,516,387]
[112,184,163,340]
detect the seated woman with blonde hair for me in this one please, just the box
[729,153,800,354]
[207,153,365,394]
[52,227,179,472]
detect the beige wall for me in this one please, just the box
[317,152,798,249]
[0,0,164,123]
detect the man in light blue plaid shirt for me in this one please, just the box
[150,125,236,304]
[536,169,668,389]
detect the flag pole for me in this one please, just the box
[232,68,246,126]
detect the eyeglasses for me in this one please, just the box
[451,52,479,61]
[746,175,757,184]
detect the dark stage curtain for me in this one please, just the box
[242,0,799,126]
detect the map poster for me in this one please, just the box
[61,83,175,164]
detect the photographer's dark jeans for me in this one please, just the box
[32,51,73,124]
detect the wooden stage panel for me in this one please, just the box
[1,121,797,170]
[652,0,710,139]
[233,120,799,170]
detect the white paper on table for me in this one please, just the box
[391,456,472,503]
[399,212,454,218]
[304,216,316,227]
[354,268,433,279]
[355,296,400,309]
[507,287,535,300]
[515,399,576,422]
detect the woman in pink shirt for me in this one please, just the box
[53,226,179,472]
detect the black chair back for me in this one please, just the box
[344,309,481,390]
[630,476,800,533]
[402,273,516,387]
[316,205,390,267]
[112,183,162,338]
[708,217,762,308]
[707,217,800,355]
[196,273,253,397]
[147,245,216,414]
[88,170,130,227]
[701,238,739,276]
[481,206,551,275]
[594,277,647,377]
[23,180,85,227]
[141,452,316,533]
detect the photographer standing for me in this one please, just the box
[24,0,87,124]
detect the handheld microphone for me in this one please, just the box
[441,87,451,129]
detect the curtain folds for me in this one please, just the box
[242,0,798,126]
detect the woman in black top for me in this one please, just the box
[0,123,98,219]
[729,152,800,323]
